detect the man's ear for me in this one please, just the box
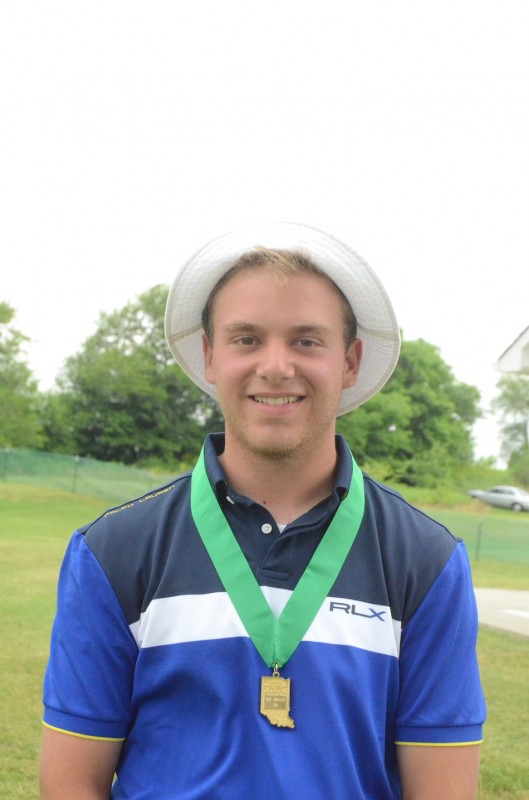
[202,334,216,385]
[342,338,363,390]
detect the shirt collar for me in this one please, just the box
[202,432,353,504]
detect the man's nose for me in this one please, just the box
[255,341,296,381]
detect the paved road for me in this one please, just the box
[474,588,529,637]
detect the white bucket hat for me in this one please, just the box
[165,222,400,416]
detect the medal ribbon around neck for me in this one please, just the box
[190,445,365,669]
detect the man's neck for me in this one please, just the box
[218,437,339,525]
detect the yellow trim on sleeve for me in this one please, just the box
[42,720,125,742]
[395,740,483,747]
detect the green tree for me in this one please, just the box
[42,286,223,465]
[491,374,529,485]
[40,390,78,455]
[0,301,42,448]
[338,338,481,486]
[491,374,529,456]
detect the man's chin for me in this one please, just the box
[251,444,299,463]
[230,429,302,463]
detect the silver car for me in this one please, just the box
[468,485,529,512]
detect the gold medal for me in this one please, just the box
[260,664,295,729]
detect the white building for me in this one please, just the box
[495,326,529,375]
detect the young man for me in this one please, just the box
[40,223,485,799]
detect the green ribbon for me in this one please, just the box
[190,445,365,669]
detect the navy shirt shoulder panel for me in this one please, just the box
[336,473,461,626]
[78,473,189,535]
[81,471,224,625]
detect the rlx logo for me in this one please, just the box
[329,601,386,622]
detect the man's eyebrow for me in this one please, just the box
[221,322,334,335]
[222,322,260,332]
[289,324,334,336]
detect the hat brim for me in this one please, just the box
[165,222,400,416]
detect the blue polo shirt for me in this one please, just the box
[43,434,485,800]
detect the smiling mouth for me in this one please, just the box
[252,395,303,406]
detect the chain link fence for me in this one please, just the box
[425,509,529,566]
[1,447,178,505]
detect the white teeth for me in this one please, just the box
[253,396,300,406]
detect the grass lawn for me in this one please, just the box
[0,484,109,799]
[477,627,529,799]
[1,482,528,798]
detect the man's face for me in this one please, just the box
[202,267,362,463]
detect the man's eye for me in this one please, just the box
[297,338,316,347]
[239,336,256,345]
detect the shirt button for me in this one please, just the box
[261,523,273,535]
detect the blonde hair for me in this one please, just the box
[201,247,357,346]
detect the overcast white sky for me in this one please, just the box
[1,1,528,465]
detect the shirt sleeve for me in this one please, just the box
[395,541,486,745]
[42,531,138,740]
